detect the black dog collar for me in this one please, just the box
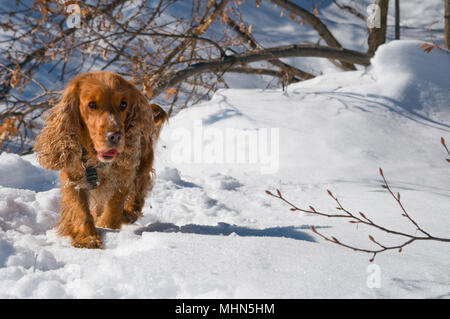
[81,147,100,188]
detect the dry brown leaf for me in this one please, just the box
[313,7,319,17]
[10,65,21,89]
[165,88,177,100]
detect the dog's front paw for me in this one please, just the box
[72,234,103,249]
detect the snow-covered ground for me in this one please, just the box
[0,40,449,298]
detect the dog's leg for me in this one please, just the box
[58,173,103,249]
[92,203,104,224]
[96,187,127,229]
[123,172,152,224]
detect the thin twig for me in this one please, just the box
[266,138,450,262]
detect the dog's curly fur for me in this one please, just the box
[34,71,167,248]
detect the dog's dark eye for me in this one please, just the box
[119,101,127,111]
[88,101,98,109]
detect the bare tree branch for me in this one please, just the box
[225,16,315,82]
[153,44,370,96]
[442,137,450,162]
[333,0,366,21]
[226,66,291,80]
[266,138,450,262]
[268,0,357,71]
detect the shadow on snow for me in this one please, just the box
[133,221,326,242]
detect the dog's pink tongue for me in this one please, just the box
[101,149,118,157]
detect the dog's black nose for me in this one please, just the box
[106,131,122,145]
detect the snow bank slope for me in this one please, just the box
[161,41,449,185]
[372,40,450,117]
[0,153,59,192]
[0,41,449,298]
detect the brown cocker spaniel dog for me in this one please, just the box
[34,71,167,249]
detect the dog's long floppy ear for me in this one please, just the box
[125,84,167,143]
[150,103,168,140]
[34,79,82,171]
[125,85,151,138]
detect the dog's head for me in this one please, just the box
[34,71,167,169]
[77,72,138,162]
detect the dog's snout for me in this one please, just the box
[106,131,122,145]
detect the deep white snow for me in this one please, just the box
[0,40,449,298]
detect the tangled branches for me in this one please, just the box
[267,138,450,262]
[0,0,376,153]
